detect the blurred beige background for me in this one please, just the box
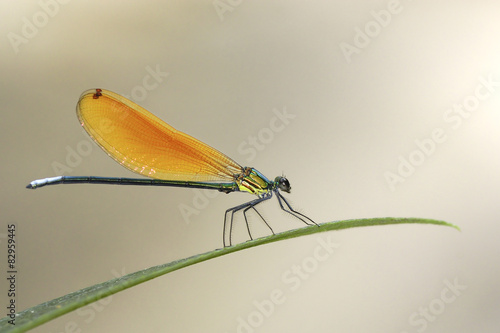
[1,1,499,332]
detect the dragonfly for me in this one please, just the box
[27,89,317,246]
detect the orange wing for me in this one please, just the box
[76,89,242,182]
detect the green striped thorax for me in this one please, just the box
[236,167,291,195]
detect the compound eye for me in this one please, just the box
[277,177,291,193]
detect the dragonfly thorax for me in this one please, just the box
[236,167,272,195]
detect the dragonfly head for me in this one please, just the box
[275,176,291,193]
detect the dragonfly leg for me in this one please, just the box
[223,194,272,247]
[275,190,318,227]
[242,199,275,241]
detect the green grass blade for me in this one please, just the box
[0,217,458,332]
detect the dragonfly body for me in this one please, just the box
[27,89,316,246]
